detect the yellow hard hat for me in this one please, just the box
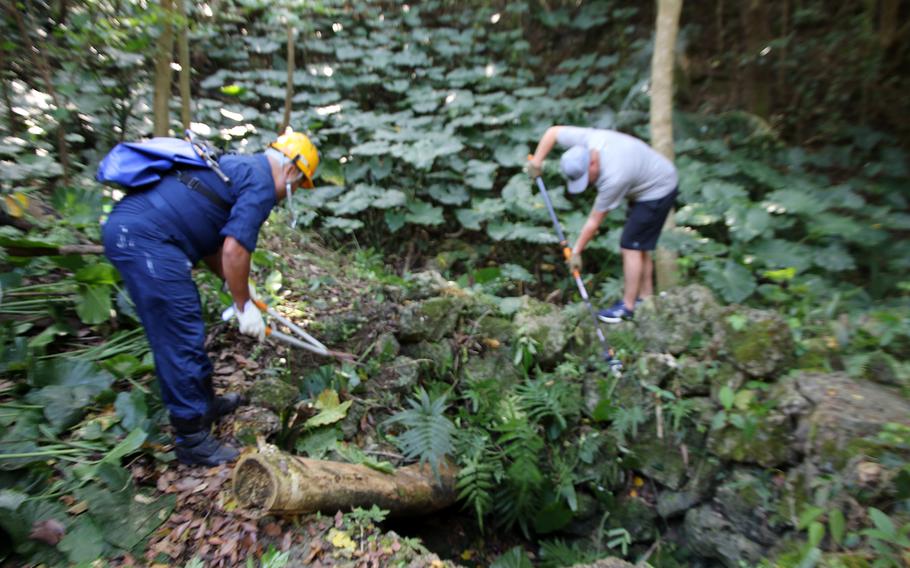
[270,130,319,188]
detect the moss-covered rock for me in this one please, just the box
[386,356,420,393]
[606,496,658,542]
[671,356,711,396]
[397,297,464,343]
[569,558,635,568]
[401,340,453,380]
[629,426,707,490]
[513,296,571,363]
[232,406,280,445]
[460,349,522,386]
[794,372,910,471]
[373,333,400,362]
[708,412,796,467]
[248,377,298,412]
[713,469,781,545]
[712,306,794,378]
[403,270,453,300]
[473,316,515,345]
[684,505,765,567]
[634,352,679,387]
[635,285,721,355]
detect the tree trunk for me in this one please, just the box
[279,25,296,133]
[152,0,176,137]
[650,0,683,292]
[879,0,899,49]
[232,447,457,516]
[740,0,771,118]
[0,49,22,134]
[175,0,192,130]
[7,3,71,184]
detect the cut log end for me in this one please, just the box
[233,455,278,511]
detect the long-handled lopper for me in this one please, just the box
[222,299,355,362]
[532,174,623,375]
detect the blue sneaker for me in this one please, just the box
[598,300,634,323]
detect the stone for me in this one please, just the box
[768,375,812,419]
[397,297,463,343]
[513,296,572,363]
[684,505,765,567]
[461,349,522,386]
[635,285,721,355]
[794,372,910,471]
[606,496,658,542]
[708,412,796,468]
[712,306,794,378]
[232,407,280,445]
[373,333,400,362]
[387,356,420,393]
[401,341,453,380]
[672,356,711,396]
[629,426,706,490]
[248,377,298,412]
[862,350,904,388]
[656,453,721,518]
[633,352,679,387]
[656,490,702,519]
[713,468,782,545]
[403,270,453,300]
[472,316,515,344]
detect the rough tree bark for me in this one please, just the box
[7,3,71,184]
[232,447,457,516]
[153,0,176,137]
[279,25,296,133]
[650,0,683,291]
[175,0,192,130]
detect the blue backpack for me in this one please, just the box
[96,137,211,189]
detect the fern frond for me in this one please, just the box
[515,377,582,436]
[385,388,455,472]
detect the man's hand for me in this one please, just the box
[236,299,265,340]
[568,251,583,274]
[526,158,543,179]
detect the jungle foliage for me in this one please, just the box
[0,0,908,566]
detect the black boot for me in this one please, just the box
[171,417,239,467]
[212,392,243,419]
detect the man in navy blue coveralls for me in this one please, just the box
[102,132,319,466]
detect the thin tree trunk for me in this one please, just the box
[176,0,192,130]
[740,0,772,118]
[279,25,296,133]
[0,48,22,134]
[879,0,899,49]
[7,3,71,184]
[650,0,683,292]
[153,0,176,137]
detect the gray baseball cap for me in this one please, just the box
[560,145,590,194]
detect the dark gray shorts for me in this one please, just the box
[620,187,678,251]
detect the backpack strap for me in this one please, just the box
[175,170,232,213]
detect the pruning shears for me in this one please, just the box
[222,299,355,362]
[530,164,623,375]
[185,129,231,185]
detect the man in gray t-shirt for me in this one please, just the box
[528,126,678,323]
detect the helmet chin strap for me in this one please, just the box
[286,181,298,229]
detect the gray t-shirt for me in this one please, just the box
[556,127,678,212]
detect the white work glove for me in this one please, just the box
[235,299,265,341]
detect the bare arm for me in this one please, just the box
[203,247,224,279]
[573,207,607,255]
[529,126,564,170]
[222,236,252,309]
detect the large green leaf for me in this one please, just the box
[74,483,175,553]
[464,160,498,190]
[701,260,757,303]
[405,201,444,226]
[58,517,108,563]
[76,284,112,325]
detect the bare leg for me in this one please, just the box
[621,248,644,310]
[639,251,654,299]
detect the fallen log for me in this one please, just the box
[232,445,457,516]
[2,244,105,257]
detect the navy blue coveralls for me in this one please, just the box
[102,155,276,425]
